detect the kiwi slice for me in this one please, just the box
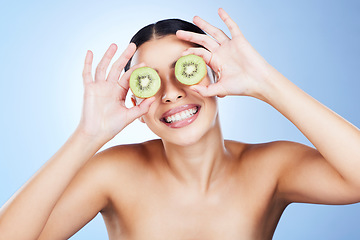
[129,67,161,98]
[175,54,207,85]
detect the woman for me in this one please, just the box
[0,8,359,240]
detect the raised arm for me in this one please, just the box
[176,8,360,204]
[0,43,154,240]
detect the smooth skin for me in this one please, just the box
[1,8,360,240]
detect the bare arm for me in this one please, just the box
[37,148,114,240]
[265,72,360,203]
[0,43,154,240]
[176,8,360,203]
[274,141,360,204]
[265,67,360,182]
[0,131,103,240]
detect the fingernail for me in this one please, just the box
[129,42,137,49]
[190,86,199,93]
[147,96,156,104]
[182,50,189,56]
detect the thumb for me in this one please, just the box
[126,97,155,120]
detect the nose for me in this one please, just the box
[161,78,186,103]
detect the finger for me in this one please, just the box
[176,30,219,52]
[126,96,155,121]
[192,16,230,44]
[95,43,118,82]
[182,47,212,66]
[190,82,227,98]
[218,8,243,38]
[107,43,137,83]
[117,62,146,98]
[82,50,94,85]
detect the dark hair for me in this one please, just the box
[124,18,206,71]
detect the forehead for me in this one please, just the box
[131,35,194,69]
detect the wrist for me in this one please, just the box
[72,126,109,150]
[254,68,286,104]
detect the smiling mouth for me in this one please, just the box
[161,106,199,123]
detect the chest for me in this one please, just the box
[128,197,252,239]
[107,174,279,240]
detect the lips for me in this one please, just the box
[160,104,201,128]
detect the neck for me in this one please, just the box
[161,119,229,193]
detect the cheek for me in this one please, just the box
[207,97,218,117]
[142,101,160,124]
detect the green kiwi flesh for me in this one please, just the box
[175,54,207,85]
[130,67,161,98]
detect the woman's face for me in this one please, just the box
[131,35,218,146]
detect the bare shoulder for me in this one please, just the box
[227,139,317,161]
[35,141,164,239]
[249,140,320,169]
[225,139,319,177]
[68,142,151,195]
[88,139,163,173]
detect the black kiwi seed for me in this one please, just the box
[181,62,199,78]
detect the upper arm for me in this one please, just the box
[276,141,360,205]
[37,151,114,240]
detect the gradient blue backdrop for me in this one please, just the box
[1,0,359,239]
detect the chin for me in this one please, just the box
[164,128,206,146]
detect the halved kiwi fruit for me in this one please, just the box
[129,67,161,98]
[175,54,207,85]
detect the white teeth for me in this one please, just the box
[165,107,198,123]
[180,111,186,119]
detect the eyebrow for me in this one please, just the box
[154,60,177,73]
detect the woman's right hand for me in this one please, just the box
[77,43,155,143]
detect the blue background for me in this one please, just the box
[1,0,359,239]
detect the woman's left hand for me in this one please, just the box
[176,8,277,101]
